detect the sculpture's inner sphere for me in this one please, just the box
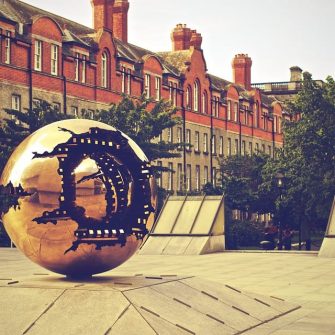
[0,120,155,276]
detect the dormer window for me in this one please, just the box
[144,74,151,98]
[155,76,161,101]
[51,44,58,76]
[194,81,200,112]
[5,31,11,64]
[34,40,42,71]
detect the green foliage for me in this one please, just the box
[261,73,335,235]
[225,219,264,250]
[82,95,182,162]
[0,101,71,172]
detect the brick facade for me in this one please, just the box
[0,0,288,192]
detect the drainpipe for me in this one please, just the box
[62,54,67,114]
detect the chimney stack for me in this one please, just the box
[91,0,129,42]
[290,66,303,82]
[91,0,114,31]
[171,24,192,51]
[190,30,202,49]
[232,54,252,90]
[112,0,129,42]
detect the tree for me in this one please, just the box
[0,100,71,172]
[218,153,274,214]
[82,95,182,162]
[261,73,335,242]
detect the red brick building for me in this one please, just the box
[0,0,287,192]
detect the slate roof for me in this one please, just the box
[0,0,282,107]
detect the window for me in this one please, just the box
[51,44,58,76]
[177,127,182,148]
[262,144,266,153]
[254,103,259,128]
[227,100,231,120]
[186,129,191,151]
[234,139,239,155]
[167,127,173,143]
[196,165,200,191]
[255,143,259,152]
[268,145,272,157]
[186,164,191,191]
[211,135,216,155]
[101,52,108,88]
[186,86,191,109]
[168,162,173,191]
[33,98,41,107]
[202,91,208,114]
[71,106,78,117]
[5,31,11,64]
[203,133,208,153]
[121,66,126,93]
[212,167,216,186]
[227,138,232,156]
[234,102,238,122]
[212,96,219,118]
[52,102,61,112]
[155,76,161,101]
[82,55,86,83]
[194,81,200,112]
[127,69,131,94]
[219,136,224,156]
[204,166,208,185]
[274,116,278,133]
[242,140,246,156]
[88,109,94,119]
[75,53,80,81]
[11,95,21,111]
[157,161,162,187]
[144,74,150,98]
[34,40,42,71]
[177,163,183,191]
[169,82,177,106]
[248,142,253,155]
[194,131,200,152]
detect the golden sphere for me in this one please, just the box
[0,120,156,276]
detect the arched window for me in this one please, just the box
[194,80,200,112]
[186,86,192,109]
[202,91,208,114]
[101,51,108,88]
[254,102,259,128]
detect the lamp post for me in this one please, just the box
[275,172,285,250]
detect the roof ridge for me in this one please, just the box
[9,0,94,32]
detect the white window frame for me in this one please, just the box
[167,127,173,143]
[195,131,200,152]
[227,138,232,156]
[144,74,151,98]
[168,162,173,191]
[75,53,80,81]
[177,163,183,191]
[101,52,108,88]
[71,106,78,117]
[203,166,208,185]
[211,135,216,154]
[155,76,161,101]
[219,136,224,156]
[234,139,239,155]
[202,92,207,114]
[51,44,58,76]
[212,167,216,187]
[34,40,42,71]
[242,140,246,156]
[157,161,162,187]
[186,129,191,151]
[196,165,200,191]
[194,81,199,112]
[186,86,191,109]
[5,31,11,64]
[234,102,238,122]
[203,133,208,153]
[11,94,21,111]
[227,100,231,120]
[186,164,191,192]
[81,55,86,83]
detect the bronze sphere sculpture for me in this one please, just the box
[0,120,156,277]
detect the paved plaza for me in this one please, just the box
[1,248,335,334]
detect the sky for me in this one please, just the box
[24,0,335,83]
